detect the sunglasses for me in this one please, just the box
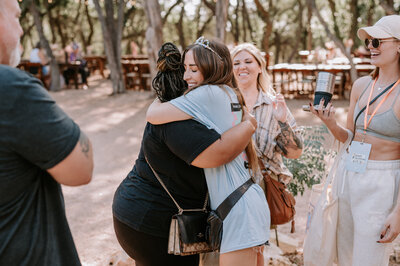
[364,38,398,49]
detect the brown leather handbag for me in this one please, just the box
[258,159,296,232]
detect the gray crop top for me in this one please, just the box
[354,81,400,143]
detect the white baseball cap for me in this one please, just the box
[357,15,400,40]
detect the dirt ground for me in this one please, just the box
[50,75,396,265]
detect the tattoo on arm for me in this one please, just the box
[276,121,303,155]
[79,132,90,158]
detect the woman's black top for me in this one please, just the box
[112,120,220,238]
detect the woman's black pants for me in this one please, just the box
[113,216,199,266]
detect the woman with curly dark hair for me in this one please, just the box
[112,42,257,266]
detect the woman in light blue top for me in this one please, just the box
[146,38,269,266]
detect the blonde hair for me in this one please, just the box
[231,43,275,96]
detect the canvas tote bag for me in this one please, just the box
[303,130,352,266]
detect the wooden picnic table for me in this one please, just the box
[121,55,148,60]
[17,61,48,88]
[84,55,106,78]
[121,60,151,90]
[58,61,86,89]
[268,63,376,99]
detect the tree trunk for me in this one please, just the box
[240,0,247,42]
[80,2,94,54]
[327,0,342,42]
[232,1,240,44]
[73,0,82,26]
[93,0,125,95]
[366,0,376,26]
[30,1,61,91]
[306,1,312,51]
[55,8,67,48]
[274,31,281,65]
[262,23,273,53]
[254,0,273,52]
[295,0,305,53]
[379,0,396,15]
[307,0,358,82]
[202,0,216,14]
[43,0,57,44]
[142,0,163,80]
[162,0,182,25]
[21,23,35,53]
[176,4,186,49]
[215,0,229,43]
[242,0,254,42]
[197,15,213,38]
[349,0,359,53]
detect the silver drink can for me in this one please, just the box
[313,72,336,107]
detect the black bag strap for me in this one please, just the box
[145,156,208,214]
[351,80,396,143]
[215,178,254,221]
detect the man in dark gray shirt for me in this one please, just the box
[0,0,94,265]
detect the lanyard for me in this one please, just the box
[364,77,400,131]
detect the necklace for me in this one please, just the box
[376,78,400,91]
[377,82,394,91]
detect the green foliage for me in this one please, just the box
[283,125,336,196]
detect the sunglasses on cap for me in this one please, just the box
[364,38,398,49]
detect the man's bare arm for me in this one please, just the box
[47,131,94,186]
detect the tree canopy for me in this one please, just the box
[18,0,400,92]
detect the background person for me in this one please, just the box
[30,41,50,75]
[113,42,258,266]
[63,41,89,89]
[0,0,94,265]
[309,15,400,265]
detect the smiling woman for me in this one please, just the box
[307,15,400,266]
[183,50,204,89]
[358,16,400,80]
[231,43,303,175]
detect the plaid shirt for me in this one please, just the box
[252,90,300,182]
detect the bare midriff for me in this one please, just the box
[354,133,400,160]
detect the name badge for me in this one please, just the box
[231,103,242,112]
[345,141,371,173]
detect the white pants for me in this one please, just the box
[337,158,400,266]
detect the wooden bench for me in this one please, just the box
[17,61,49,89]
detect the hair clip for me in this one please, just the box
[194,36,222,60]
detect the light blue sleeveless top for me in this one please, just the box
[170,84,270,253]
[354,81,400,143]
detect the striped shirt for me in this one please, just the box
[252,89,300,182]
